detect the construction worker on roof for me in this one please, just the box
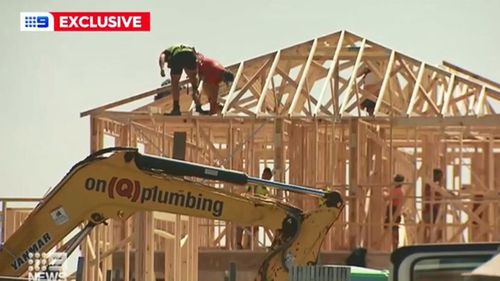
[196,53,235,115]
[158,44,209,116]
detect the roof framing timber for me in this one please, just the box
[82,30,500,119]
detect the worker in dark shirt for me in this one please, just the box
[383,174,405,249]
[423,168,444,242]
[158,45,208,115]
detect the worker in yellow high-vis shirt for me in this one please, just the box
[319,187,331,207]
[246,167,271,197]
[236,168,272,249]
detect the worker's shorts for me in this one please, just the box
[169,51,197,76]
[361,99,376,111]
[384,206,401,225]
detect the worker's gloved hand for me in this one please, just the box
[160,69,166,77]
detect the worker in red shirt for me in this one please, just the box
[197,54,235,115]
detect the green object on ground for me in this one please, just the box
[350,266,389,281]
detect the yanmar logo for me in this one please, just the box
[20,12,150,32]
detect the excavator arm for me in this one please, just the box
[0,147,344,281]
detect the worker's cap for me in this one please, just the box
[223,70,235,82]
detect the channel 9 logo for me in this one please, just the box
[20,11,150,32]
[27,252,67,281]
[20,12,54,31]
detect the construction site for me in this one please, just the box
[1,30,499,281]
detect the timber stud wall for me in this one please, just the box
[81,116,500,280]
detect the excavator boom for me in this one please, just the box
[0,147,344,281]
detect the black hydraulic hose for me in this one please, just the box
[68,147,136,175]
[248,177,325,197]
[60,223,96,258]
[133,150,326,197]
[133,151,248,184]
[70,147,327,197]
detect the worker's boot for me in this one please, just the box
[166,104,181,116]
[195,104,210,115]
[210,103,224,115]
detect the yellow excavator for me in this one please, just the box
[0,147,344,281]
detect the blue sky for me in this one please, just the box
[0,0,499,198]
